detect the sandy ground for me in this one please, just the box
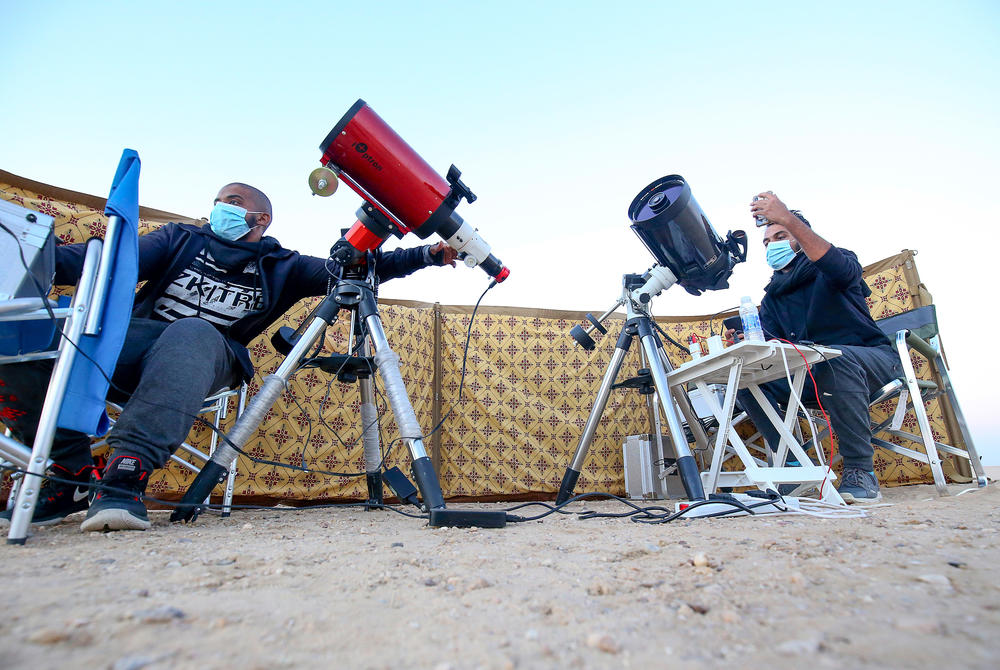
[1,483,998,670]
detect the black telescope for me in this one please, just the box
[628,175,746,295]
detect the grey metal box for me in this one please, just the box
[623,434,686,500]
[0,200,55,301]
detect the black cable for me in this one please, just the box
[421,280,495,438]
[0,221,60,327]
[500,490,786,524]
[4,464,788,526]
[706,304,740,337]
[649,319,689,354]
[0,465,428,518]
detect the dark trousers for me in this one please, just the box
[736,344,900,471]
[0,317,240,472]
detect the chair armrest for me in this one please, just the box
[905,330,938,361]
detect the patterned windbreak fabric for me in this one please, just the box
[1,170,971,504]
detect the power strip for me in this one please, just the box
[674,493,800,518]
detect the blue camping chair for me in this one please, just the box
[0,150,140,544]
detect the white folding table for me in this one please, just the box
[666,340,845,504]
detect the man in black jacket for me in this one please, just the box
[737,192,899,502]
[0,182,458,530]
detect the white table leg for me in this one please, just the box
[702,359,743,494]
[747,384,805,460]
[776,366,810,465]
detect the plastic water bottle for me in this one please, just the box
[740,296,765,343]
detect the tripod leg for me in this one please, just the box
[171,313,332,522]
[637,319,706,501]
[657,346,712,454]
[362,311,445,511]
[556,327,633,504]
[638,348,671,495]
[358,340,382,507]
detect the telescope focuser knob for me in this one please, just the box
[460,253,478,269]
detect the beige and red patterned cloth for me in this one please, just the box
[1,171,969,503]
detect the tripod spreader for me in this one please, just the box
[306,354,374,383]
[611,368,655,394]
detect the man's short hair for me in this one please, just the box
[789,209,810,228]
[225,182,272,217]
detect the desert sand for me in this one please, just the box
[1,482,998,670]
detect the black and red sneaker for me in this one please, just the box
[80,454,151,532]
[0,464,96,526]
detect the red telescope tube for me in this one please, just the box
[320,100,508,282]
[321,100,447,236]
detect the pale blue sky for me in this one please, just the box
[3,1,999,464]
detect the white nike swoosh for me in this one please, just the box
[73,487,89,502]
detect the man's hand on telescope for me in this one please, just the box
[429,242,459,267]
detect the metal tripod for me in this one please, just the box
[556,273,709,505]
[171,271,445,521]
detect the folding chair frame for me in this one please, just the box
[871,329,987,494]
[3,238,107,543]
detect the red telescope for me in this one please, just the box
[316,99,509,282]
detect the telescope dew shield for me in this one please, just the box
[628,175,736,295]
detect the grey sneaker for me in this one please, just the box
[838,467,882,503]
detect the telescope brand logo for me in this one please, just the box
[351,142,383,172]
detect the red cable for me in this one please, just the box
[773,338,836,491]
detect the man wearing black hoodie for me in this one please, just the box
[737,192,900,502]
[0,182,457,531]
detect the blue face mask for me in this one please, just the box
[766,240,798,270]
[210,202,256,241]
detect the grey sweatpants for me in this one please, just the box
[0,317,240,471]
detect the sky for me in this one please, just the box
[3,1,999,465]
